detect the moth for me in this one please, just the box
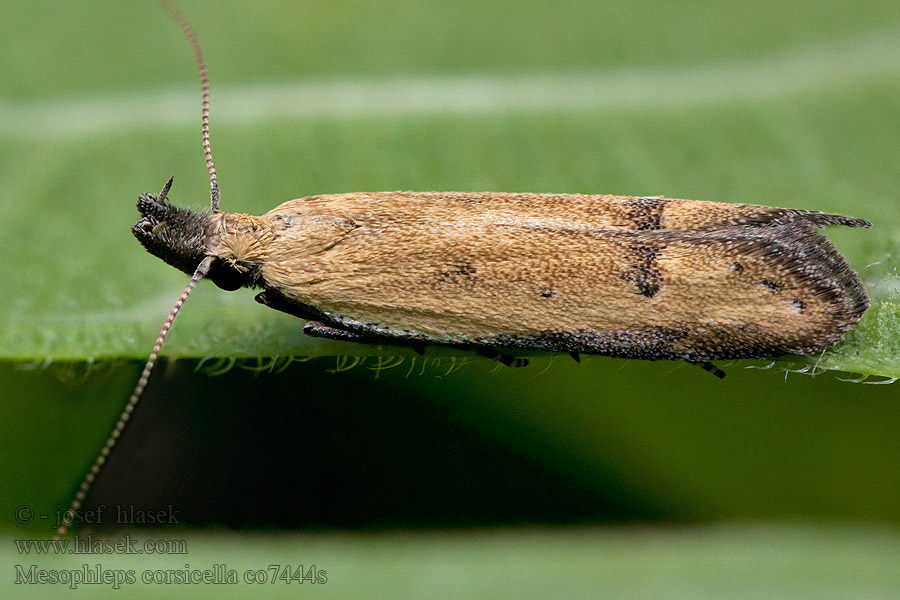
[134,186,870,364]
[55,1,869,538]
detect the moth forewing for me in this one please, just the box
[192,192,869,362]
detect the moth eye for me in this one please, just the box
[152,220,168,235]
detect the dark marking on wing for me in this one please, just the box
[454,195,485,205]
[623,197,669,230]
[621,242,663,298]
[437,261,478,286]
[757,278,781,293]
[483,327,692,360]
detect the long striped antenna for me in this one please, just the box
[55,256,214,540]
[56,1,220,539]
[158,0,220,212]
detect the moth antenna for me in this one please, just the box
[158,0,220,212]
[55,256,214,540]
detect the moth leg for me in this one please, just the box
[255,292,424,352]
[693,361,727,379]
[302,320,427,355]
[569,352,581,363]
[303,321,375,343]
[475,348,530,368]
[254,291,312,320]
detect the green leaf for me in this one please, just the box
[1,2,899,375]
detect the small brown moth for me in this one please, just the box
[55,1,869,538]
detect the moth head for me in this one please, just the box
[132,176,246,291]
[133,176,210,273]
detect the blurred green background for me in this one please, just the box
[2,0,899,597]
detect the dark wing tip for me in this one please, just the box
[678,222,869,354]
[801,212,871,229]
[745,222,869,340]
[719,206,871,230]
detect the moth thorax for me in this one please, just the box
[208,213,277,271]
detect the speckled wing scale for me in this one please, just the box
[134,191,870,363]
